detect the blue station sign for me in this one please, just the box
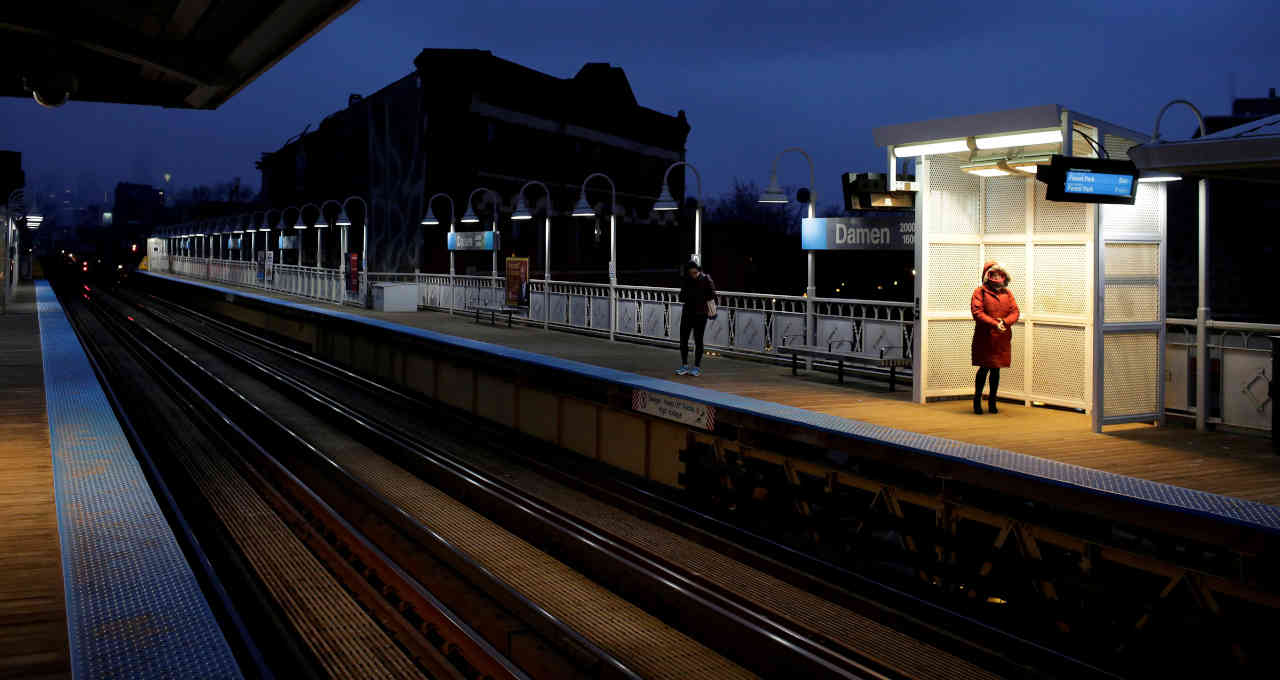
[801,214,915,251]
[447,231,500,251]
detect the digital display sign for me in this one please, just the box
[1036,155,1139,205]
[1064,170,1133,197]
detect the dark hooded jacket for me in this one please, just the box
[679,270,717,318]
[971,261,1019,368]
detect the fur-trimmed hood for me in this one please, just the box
[981,261,1011,285]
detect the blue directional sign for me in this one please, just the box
[447,231,499,251]
[1064,170,1133,197]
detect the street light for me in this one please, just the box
[573,172,618,340]
[759,147,817,363]
[655,161,704,265]
[463,187,503,292]
[515,180,553,329]
[423,192,456,314]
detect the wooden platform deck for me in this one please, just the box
[148,274,1280,510]
[0,282,69,680]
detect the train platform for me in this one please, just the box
[0,280,242,679]
[138,272,1280,536]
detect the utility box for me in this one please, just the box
[371,282,417,312]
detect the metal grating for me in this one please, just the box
[925,155,980,235]
[1104,282,1160,323]
[1104,242,1160,278]
[1072,123,1098,158]
[1031,323,1087,403]
[983,176,1026,234]
[994,323,1026,399]
[1101,182,1162,235]
[926,319,978,393]
[1032,244,1089,317]
[1104,243,1160,323]
[982,244,1027,312]
[137,272,1280,534]
[1104,135,1137,161]
[35,282,243,680]
[1033,181,1089,233]
[1104,332,1160,417]
[925,244,981,314]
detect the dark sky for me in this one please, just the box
[1,0,1276,208]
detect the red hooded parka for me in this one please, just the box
[971,261,1020,368]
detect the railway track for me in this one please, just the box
[66,276,1113,679]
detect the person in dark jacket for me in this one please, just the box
[971,261,1019,414]
[676,260,716,376]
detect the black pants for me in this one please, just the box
[680,314,707,367]
[975,367,1001,401]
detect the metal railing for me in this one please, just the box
[160,255,346,305]
[1166,318,1276,432]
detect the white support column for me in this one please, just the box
[609,214,617,341]
[1196,178,1209,431]
[544,215,551,329]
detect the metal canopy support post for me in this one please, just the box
[610,213,617,341]
[1196,178,1210,431]
[544,214,551,329]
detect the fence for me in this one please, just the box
[160,255,349,305]
[1165,319,1277,432]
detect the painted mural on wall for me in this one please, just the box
[365,77,426,273]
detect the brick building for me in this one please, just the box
[256,49,692,278]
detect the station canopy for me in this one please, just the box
[1129,113,1280,182]
[0,1,356,109]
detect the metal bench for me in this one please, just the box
[778,338,909,392]
[473,305,522,327]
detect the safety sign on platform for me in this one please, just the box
[632,389,716,431]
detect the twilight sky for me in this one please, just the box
[1,0,1276,208]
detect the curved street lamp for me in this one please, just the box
[513,180,553,329]
[655,161,704,265]
[422,192,456,314]
[573,172,618,340]
[463,187,503,291]
[759,147,817,363]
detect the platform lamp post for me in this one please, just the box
[572,173,618,341]
[654,161,704,265]
[341,196,369,304]
[461,187,504,298]
[758,147,817,365]
[422,193,456,315]
[512,180,553,329]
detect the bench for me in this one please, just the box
[473,305,523,327]
[778,338,910,392]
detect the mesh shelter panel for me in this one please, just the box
[983,176,1026,234]
[1034,181,1089,234]
[1104,135,1136,161]
[926,319,978,393]
[1101,183,1162,235]
[1031,323,1087,403]
[997,323,1027,399]
[982,244,1027,311]
[926,244,981,314]
[1103,243,1159,323]
[1073,123,1098,158]
[925,155,980,235]
[1104,332,1160,416]
[1032,244,1089,317]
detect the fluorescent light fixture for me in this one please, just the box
[315,215,329,229]
[336,210,352,227]
[421,211,439,226]
[961,160,1014,177]
[511,197,533,220]
[974,130,1062,150]
[571,194,595,217]
[653,185,678,211]
[893,139,970,157]
[1007,155,1054,174]
[293,214,306,229]
[1138,171,1182,183]
[460,206,480,223]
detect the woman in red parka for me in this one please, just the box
[971,261,1019,414]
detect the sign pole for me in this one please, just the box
[544,214,551,330]
[805,201,815,368]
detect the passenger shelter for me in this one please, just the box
[874,105,1168,431]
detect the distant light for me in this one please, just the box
[974,130,1062,150]
[893,280,899,286]
[877,285,884,290]
[1139,171,1182,183]
[894,140,970,157]
[911,269,917,276]
[986,596,1008,605]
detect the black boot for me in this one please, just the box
[987,368,1001,413]
[987,397,999,414]
[973,367,987,414]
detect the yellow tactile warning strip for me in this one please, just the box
[323,447,756,680]
[459,449,1004,680]
[173,439,426,679]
